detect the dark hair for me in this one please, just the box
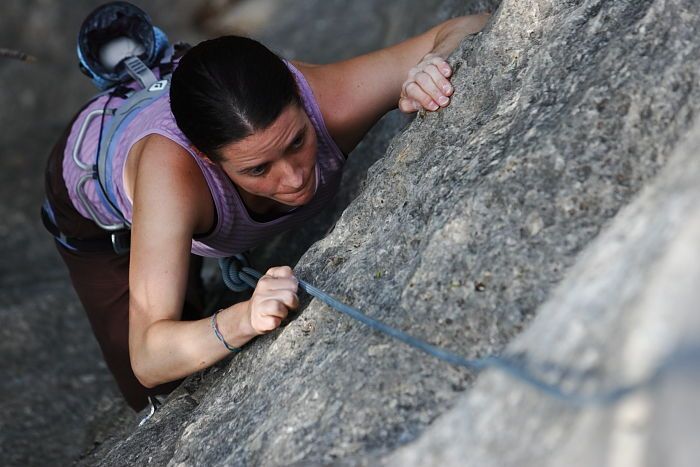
[170,36,301,162]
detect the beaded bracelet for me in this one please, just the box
[210,309,241,353]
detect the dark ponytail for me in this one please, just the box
[170,36,301,162]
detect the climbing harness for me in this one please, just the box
[42,1,183,254]
[217,255,700,407]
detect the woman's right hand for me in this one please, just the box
[247,266,299,334]
[398,53,454,113]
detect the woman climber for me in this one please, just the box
[43,1,490,410]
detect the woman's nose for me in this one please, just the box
[280,161,304,189]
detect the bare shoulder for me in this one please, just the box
[290,29,430,154]
[130,133,215,236]
[133,134,206,192]
[290,62,342,132]
[291,60,373,154]
[134,133,196,169]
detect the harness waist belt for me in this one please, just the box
[41,203,130,254]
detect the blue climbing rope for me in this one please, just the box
[218,256,699,406]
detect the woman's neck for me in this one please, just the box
[236,186,296,221]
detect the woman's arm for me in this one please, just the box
[297,14,490,154]
[127,135,297,387]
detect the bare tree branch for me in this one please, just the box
[0,48,37,62]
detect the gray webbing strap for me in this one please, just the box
[95,76,171,230]
[123,56,157,89]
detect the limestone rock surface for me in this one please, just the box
[77,0,700,465]
[386,112,700,467]
[3,0,700,465]
[0,0,493,465]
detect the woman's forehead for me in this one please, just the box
[221,105,307,163]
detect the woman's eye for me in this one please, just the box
[248,164,267,176]
[291,135,304,149]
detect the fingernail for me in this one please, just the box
[438,96,449,106]
[443,84,452,94]
[429,102,439,111]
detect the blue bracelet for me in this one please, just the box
[211,309,241,353]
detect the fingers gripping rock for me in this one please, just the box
[249,266,299,334]
[399,53,454,114]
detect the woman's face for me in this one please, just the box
[218,104,318,207]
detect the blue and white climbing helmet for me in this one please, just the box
[77,1,169,90]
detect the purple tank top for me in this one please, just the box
[63,62,346,257]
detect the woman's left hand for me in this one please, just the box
[398,53,454,113]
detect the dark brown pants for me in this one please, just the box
[55,244,205,411]
[45,109,205,411]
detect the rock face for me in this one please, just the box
[0,0,493,465]
[75,0,700,465]
[385,111,700,467]
[3,0,700,465]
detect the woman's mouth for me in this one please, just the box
[277,167,316,205]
